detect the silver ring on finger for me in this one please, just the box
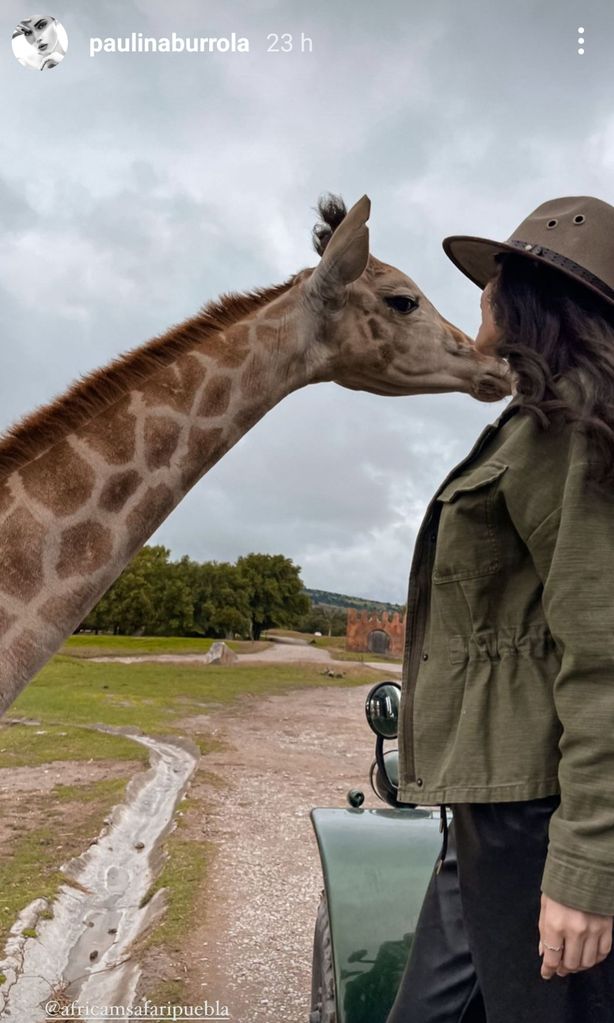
[543,942,564,952]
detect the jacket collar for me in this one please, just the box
[492,372,579,431]
[490,392,523,431]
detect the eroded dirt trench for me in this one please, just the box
[161,679,391,1023]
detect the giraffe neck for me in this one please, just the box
[0,290,312,714]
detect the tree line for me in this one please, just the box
[80,545,346,639]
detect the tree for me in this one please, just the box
[236,553,310,640]
[176,556,251,638]
[81,546,310,640]
[82,545,193,635]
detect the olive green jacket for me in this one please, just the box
[398,379,614,915]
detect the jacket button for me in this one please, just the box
[416,777,423,786]
[422,652,429,661]
[430,533,436,542]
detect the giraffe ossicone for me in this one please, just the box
[0,193,511,715]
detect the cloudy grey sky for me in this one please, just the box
[2,0,613,602]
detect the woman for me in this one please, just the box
[12,16,66,71]
[387,196,614,1022]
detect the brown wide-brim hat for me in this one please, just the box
[442,196,614,309]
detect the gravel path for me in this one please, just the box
[89,642,402,675]
[178,680,399,1022]
[237,641,402,675]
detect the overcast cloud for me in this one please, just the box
[2,0,613,602]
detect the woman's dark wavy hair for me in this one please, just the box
[489,252,614,493]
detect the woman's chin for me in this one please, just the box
[473,332,501,358]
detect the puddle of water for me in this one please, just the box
[0,730,198,1022]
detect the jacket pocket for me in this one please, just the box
[433,461,508,583]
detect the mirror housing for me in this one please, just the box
[365,681,401,739]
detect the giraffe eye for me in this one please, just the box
[385,295,419,315]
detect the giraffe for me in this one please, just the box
[0,194,510,715]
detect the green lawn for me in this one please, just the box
[7,655,382,739]
[320,647,403,663]
[61,634,270,658]
[0,722,150,769]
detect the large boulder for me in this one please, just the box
[204,641,238,666]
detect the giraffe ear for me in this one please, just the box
[312,194,371,288]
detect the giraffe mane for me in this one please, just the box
[0,277,296,481]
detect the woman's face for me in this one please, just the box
[474,280,503,356]
[20,17,58,53]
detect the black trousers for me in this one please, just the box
[386,796,614,1023]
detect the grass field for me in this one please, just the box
[61,634,270,658]
[7,654,380,739]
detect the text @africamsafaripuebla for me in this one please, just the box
[45,997,231,1019]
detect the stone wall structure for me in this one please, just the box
[345,608,406,657]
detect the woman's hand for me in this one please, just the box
[539,893,613,978]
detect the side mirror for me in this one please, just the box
[365,681,401,740]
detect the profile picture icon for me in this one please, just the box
[11,15,68,70]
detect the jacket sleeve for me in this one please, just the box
[523,448,614,915]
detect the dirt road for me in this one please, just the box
[155,678,395,1022]
[238,642,402,675]
[90,641,403,676]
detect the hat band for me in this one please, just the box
[507,239,614,303]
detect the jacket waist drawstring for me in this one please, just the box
[436,803,449,874]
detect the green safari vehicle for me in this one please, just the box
[309,681,451,1023]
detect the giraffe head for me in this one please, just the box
[298,194,511,401]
